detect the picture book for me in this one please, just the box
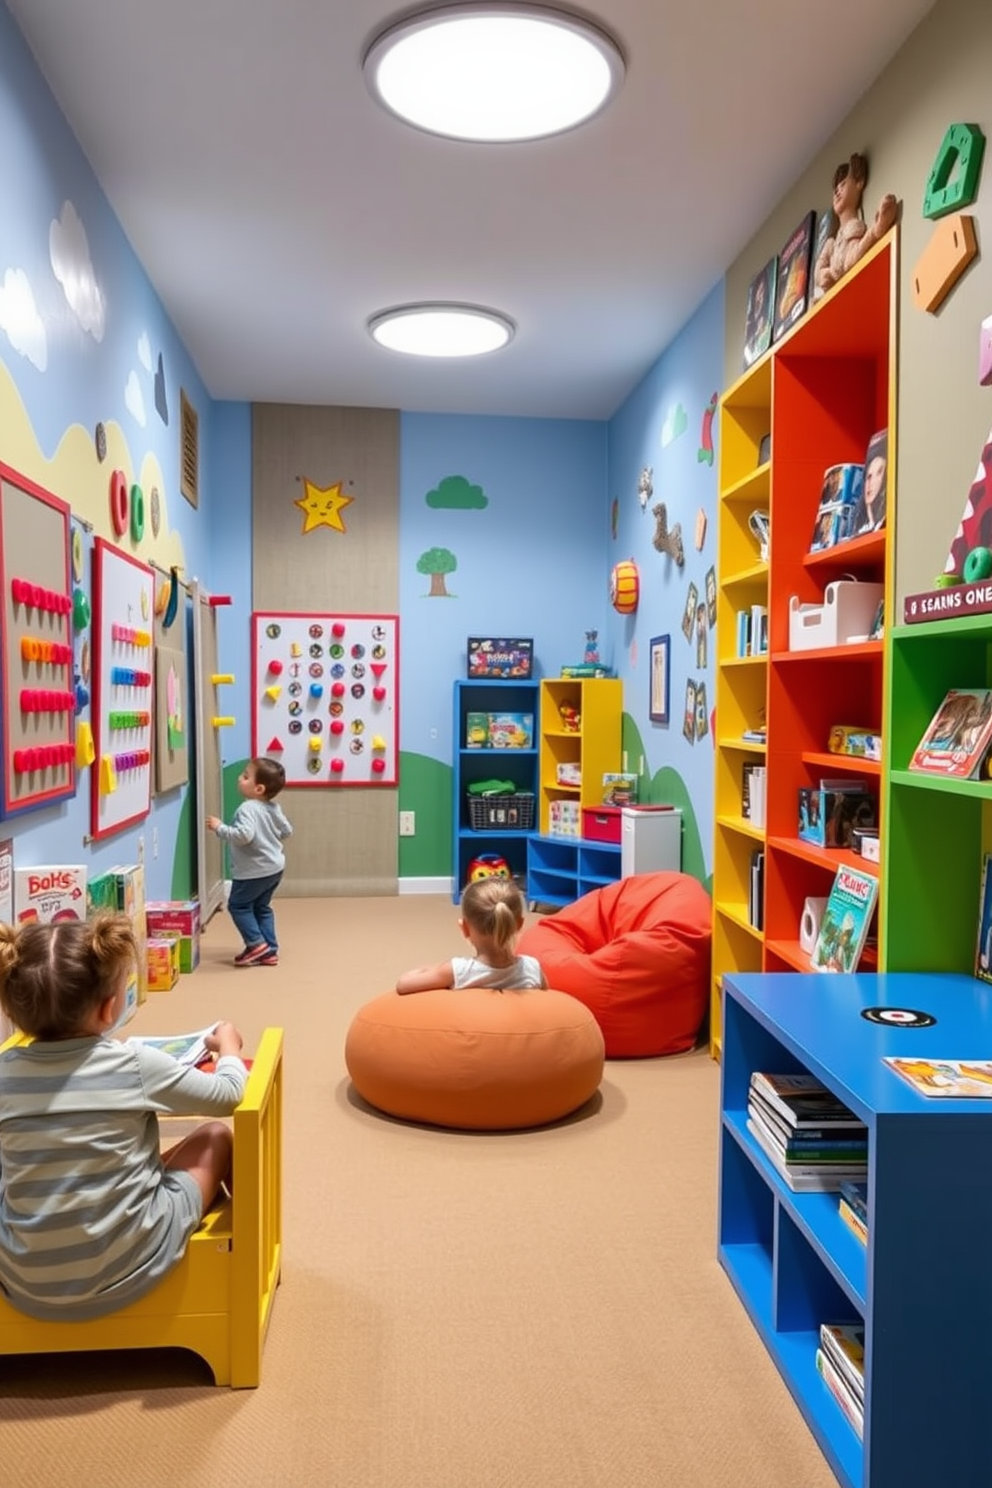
[838,1199,868,1245]
[810,208,834,302]
[131,1022,219,1067]
[808,463,864,552]
[883,1056,992,1098]
[839,1178,867,1220]
[820,1323,865,1402]
[810,865,878,974]
[742,255,777,368]
[976,853,992,984]
[850,427,888,536]
[749,1072,865,1131]
[908,688,992,779]
[772,210,816,342]
[815,1349,864,1440]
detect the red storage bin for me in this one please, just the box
[581,806,622,844]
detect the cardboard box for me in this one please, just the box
[555,761,582,786]
[146,937,180,993]
[14,866,87,925]
[467,637,533,679]
[488,713,534,749]
[465,712,490,748]
[549,800,581,838]
[798,785,876,848]
[146,900,201,973]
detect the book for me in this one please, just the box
[816,1347,864,1439]
[772,210,816,342]
[746,1117,863,1191]
[810,865,879,975]
[749,1072,865,1131]
[748,849,764,931]
[883,1056,992,1098]
[810,208,834,302]
[839,1179,868,1220]
[741,762,759,819]
[819,1323,865,1404]
[747,1106,865,1175]
[747,1095,867,1157]
[838,1199,868,1245]
[808,463,864,552]
[977,853,992,983]
[742,255,777,368]
[908,688,992,779]
[850,427,888,536]
[749,1090,863,1145]
[131,1022,219,1067]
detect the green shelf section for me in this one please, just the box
[882,616,992,972]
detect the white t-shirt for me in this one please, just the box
[451,955,545,990]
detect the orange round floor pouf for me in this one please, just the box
[518,872,712,1058]
[345,987,605,1131]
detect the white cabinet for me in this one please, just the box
[620,807,681,877]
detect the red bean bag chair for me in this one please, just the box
[517,872,711,1057]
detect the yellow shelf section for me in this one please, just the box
[716,901,765,941]
[721,461,771,506]
[722,561,769,593]
[537,678,622,836]
[717,813,765,843]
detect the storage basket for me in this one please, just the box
[468,793,535,830]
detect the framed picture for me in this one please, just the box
[649,635,670,725]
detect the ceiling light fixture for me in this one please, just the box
[363,4,625,143]
[368,303,516,358]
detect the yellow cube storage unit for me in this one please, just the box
[537,677,623,836]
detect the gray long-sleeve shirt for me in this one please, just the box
[214,799,293,880]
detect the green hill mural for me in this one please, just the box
[621,714,710,892]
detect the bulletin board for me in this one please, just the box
[0,463,74,817]
[251,611,399,786]
[152,566,189,794]
[91,538,154,840]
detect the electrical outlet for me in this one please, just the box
[399,811,416,837]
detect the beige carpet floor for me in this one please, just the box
[0,896,836,1488]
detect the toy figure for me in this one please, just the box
[814,153,898,295]
[584,630,600,664]
[559,701,580,733]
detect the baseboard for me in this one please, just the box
[398,876,453,896]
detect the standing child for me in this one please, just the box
[396,878,546,994]
[207,756,292,967]
[0,913,246,1321]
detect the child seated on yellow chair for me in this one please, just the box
[396,878,547,994]
[0,913,246,1322]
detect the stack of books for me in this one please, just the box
[837,1179,868,1244]
[816,1322,864,1439]
[746,1072,868,1192]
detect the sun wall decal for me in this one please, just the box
[295,477,353,534]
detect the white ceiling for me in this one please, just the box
[7,0,934,420]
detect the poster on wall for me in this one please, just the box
[91,538,154,840]
[152,566,189,794]
[251,611,399,786]
[0,463,75,818]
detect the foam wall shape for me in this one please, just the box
[912,214,978,313]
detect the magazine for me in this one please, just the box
[820,1323,865,1403]
[742,255,777,368]
[746,1117,860,1192]
[883,1056,992,1098]
[772,210,816,342]
[131,1022,219,1067]
[749,1072,865,1131]
[850,428,888,536]
[810,865,878,974]
[808,463,864,552]
[908,688,992,779]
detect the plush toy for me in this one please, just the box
[559,701,581,733]
[466,854,512,883]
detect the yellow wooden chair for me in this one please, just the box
[0,1026,283,1387]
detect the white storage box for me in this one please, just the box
[788,581,884,652]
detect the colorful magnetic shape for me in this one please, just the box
[370,663,387,679]
[265,685,282,702]
[912,214,978,313]
[72,588,91,630]
[268,658,284,675]
[330,757,345,773]
[330,720,345,735]
[371,735,387,752]
[212,716,235,728]
[109,469,128,537]
[290,643,302,657]
[332,622,346,637]
[266,736,284,752]
[980,315,992,387]
[371,758,386,774]
[372,686,387,701]
[130,483,145,541]
[310,682,324,699]
[212,673,235,685]
[99,754,118,794]
[923,123,986,220]
[331,682,346,698]
[308,735,322,752]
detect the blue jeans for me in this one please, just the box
[227,872,283,952]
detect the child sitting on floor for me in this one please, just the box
[396,878,547,994]
[0,913,246,1321]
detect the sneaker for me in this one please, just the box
[258,952,279,967]
[234,942,268,966]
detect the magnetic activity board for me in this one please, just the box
[0,463,74,817]
[91,537,154,839]
[251,612,398,786]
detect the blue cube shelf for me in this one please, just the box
[720,970,992,1488]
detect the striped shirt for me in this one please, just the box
[0,1035,246,1321]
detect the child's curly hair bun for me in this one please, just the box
[0,921,19,982]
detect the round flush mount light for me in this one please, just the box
[368,303,515,358]
[363,4,625,143]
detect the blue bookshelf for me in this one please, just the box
[451,678,539,902]
[720,969,992,1488]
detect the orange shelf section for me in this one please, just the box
[802,751,881,777]
[802,529,886,573]
[767,835,879,878]
[765,938,878,973]
[771,641,884,664]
